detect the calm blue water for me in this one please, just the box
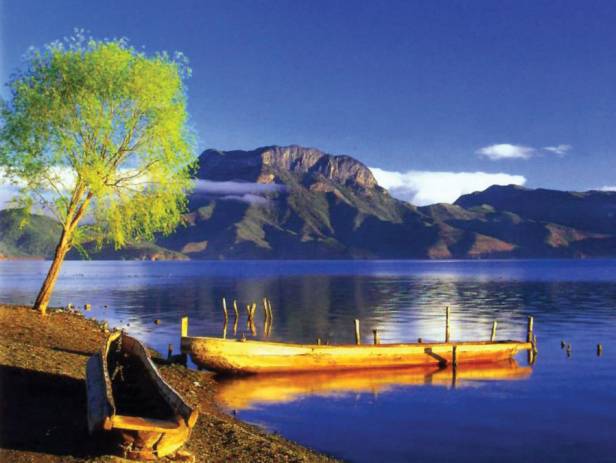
[1,260,616,463]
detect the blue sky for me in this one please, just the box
[1,0,615,204]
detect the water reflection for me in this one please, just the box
[216,360,532,410]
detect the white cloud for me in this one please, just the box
[192,179,284,195]
[477,143,572,160]
[192,180,285,206]
[599,186,616,192]
[371,167,527,206]
[476,144,535,160]
[221,194,270,205]
[543,144,572,156]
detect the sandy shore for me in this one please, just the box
[0,304,339,463]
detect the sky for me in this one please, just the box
[1,0,615,205]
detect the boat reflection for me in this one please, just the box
[216,360,532,410]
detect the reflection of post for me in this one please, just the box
[527,348,536,365]
[527,316,534,342]
[490,320,498,342]
[262,298,269,323]
[249,320,257,336]
[372,329,380,345]
[354,319,361,345]
[167,343,173,361]
[233,316,238,336]
[445,306,451,343]
[452,345,458,366]
[451,365,457,389]
[222,320,228,339]
[233,300,239,322]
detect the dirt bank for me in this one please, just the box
[0,304,339,463]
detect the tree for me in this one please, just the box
[0,31,195,315]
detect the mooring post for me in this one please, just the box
[317,338,322,345]
[490,320,498,342]
[181,316,189,337]
[452,345,458,366]
[222,297,228,323]
[167,343,173,361]
[597,344,603,356]
[445,306,451,343]
[373,329,380,345]
[527,316,534,343]
[354,319,361,345]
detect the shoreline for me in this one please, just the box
[0,304,339,463]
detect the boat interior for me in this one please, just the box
[107,335,175,421]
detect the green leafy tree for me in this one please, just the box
[0,31,195,315]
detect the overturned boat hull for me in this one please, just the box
[181,336,532,374]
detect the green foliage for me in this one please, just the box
[0,30,196,249]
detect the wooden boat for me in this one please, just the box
[180,335,532,374]
[216,360,532,409]
[86,331,198,460]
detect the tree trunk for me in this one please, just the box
[33,228,72,316]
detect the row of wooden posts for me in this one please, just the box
[220,297,274,338]
[351,306,536,348]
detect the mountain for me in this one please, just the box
[2,145,616,260]
[0,208,186,261]
[0,209,61,259]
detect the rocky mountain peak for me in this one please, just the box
[198,145,378,190]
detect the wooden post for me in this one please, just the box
[222,298,228,323]
[490,320,498,342]
[354,319,361,345]
[445,306,451,343]
[527,316,534,343]
[597,344,603,356]
[372,329,380,345]
[317,338,321,345]
[417,337,423,343]
[233,300,239,320]
[181,316,188,337]
[452,345,458,366]
[167,344,173,361]
[263,298,269,322]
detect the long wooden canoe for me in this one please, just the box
[180,335,532,374]
[86,331,198,460]
[216,360,532,409]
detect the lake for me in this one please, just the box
[1,260,616,462]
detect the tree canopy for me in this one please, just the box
[0,31,196,313]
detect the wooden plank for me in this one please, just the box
[85,353,112,433]
[111,414,180,432]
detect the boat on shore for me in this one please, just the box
[180,335,532,374]
[86,331,198,460]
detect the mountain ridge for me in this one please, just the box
[2,145,615,260]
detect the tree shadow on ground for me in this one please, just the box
[0,365,109,458]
